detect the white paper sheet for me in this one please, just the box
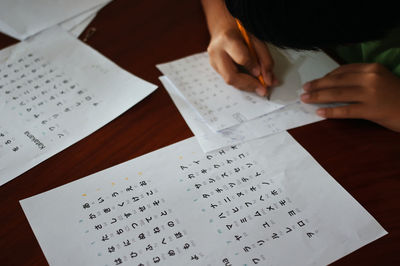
[0,27,157,186]
[60,2,108,37]
[20,131,386,266]
[159,50,338,152]
[160,76,323,152]
[157,48,303,132]
[0,0,110,40]
[67,13,97,38]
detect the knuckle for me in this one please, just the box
[364,72,380,89]
[365,72,379,82]
[338,107,351,117]
[235,53,252,67]
[368,62,383,72]
[209,60,218,72]
[206,45,214,55]
[324,108,333,117]
[309,91,319,100]
[206,56,219,72]
[223,74,237,86]
[207,43,219,57]
[307,79,323,90]
[207,50,219,64]
[366,83,378,94]
[224,29,237,40]
[330,88,345,99]
[307,80,317,90]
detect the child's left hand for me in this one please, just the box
[301,63,400,132]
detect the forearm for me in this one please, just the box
[201,0,236,37]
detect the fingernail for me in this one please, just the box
[316,109,326,117]
[300,93,310,101]
[303,82,311,91]
[256,87,266,97]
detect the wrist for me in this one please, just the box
[201,0,237,38]
[210,17,237,38]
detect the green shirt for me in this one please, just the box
[335,26,400,76]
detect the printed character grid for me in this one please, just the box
[80,175,204,266]
[161,53,272,131]
[0,51,102,153]
[178,145,318,265]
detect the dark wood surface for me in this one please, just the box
[0,0,399,265]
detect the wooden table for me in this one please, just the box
[0,0,399,265]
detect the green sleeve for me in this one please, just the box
[335,26,400,77]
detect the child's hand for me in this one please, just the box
[207,21,276,96]
[202,0,277,96]
[301,63,400,132]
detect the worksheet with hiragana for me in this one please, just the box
[159,49,339,152]
[20,132,386,266]
[157,47,303,132]
[160,76,322,152]
[0,0,111,40]
[0,27,157,186]
[59,1,108,37]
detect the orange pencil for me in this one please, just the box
[235,18,266,89]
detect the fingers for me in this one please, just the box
[305,63,386,91]
[207,26,277,96]
[214,51,267,95]
[225,37,260,77]
[301,62,400,130]
[326,63,385,77]
[316,103,367,119]
[301,86,365,103]
[251,36,275,86]
[303,72,371,92]
[232,73,269,96]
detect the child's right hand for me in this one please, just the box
[202,0,276,97]
[207,26,277,96]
